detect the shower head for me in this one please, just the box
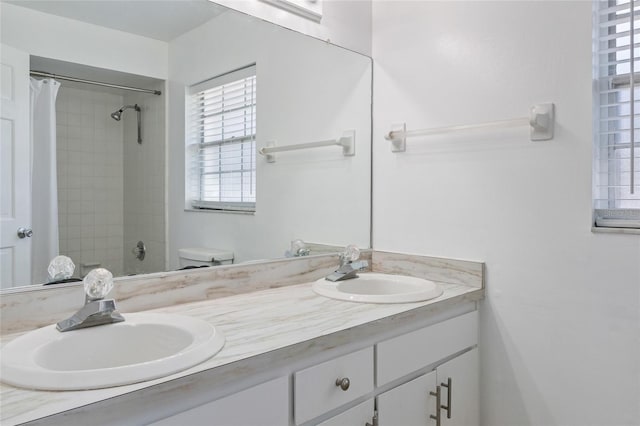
[110,104,140,121]
[110,104,143,144]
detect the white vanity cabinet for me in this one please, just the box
[39,309,478,426]
[302,311,478,426]
[375,311,479,426]
[375,349,478,426]
[150,376,289,426]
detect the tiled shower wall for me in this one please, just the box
[122,85,166,275]
[56,86,124,276]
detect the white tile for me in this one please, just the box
[81,238,94,253]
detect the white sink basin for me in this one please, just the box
[0,313,225,390]
[312,272,443,303]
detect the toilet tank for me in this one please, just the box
[178,248,234,268]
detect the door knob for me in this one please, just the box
[17,227,33,238]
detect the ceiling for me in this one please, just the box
[6,0,228,42]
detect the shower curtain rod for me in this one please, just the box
[30,70,162,96]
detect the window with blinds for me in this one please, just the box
[187,66,256,212]
[594,0,640,228]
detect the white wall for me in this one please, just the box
[212,0,372,56]
[0,3,167,80]
[372,2,640,425]
[167,10,371,266]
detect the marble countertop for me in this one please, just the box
[0,277,483,425]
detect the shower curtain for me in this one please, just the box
[30,77,60,284]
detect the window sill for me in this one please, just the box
[184,208,255,216]
[591,226,640,235]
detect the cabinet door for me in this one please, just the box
[437,348,478,426]
[317,399,374,426]
[151,376,289,426]
[377,371,437,426]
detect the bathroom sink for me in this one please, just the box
[312,272,443,303]
[0,313,225,391]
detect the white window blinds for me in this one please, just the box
[594,0,640,227]
[187,66,256,212]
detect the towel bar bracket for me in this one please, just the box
[388,123,407,152]
[529,103,555,141]
[263,141,277,163]
[339,130,356,156]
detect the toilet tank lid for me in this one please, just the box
[178,248,234,262]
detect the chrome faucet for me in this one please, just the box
[295,247,311,257]
[325,245,369,282]
[286,239,311,257]
[56,268,124,332]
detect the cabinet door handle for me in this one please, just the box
[441,378,452,418]
[365,410,379,426]
[335,377,350,391]
[430,385,441,426]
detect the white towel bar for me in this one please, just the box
[385,103,555,152]
[259,130,355,162]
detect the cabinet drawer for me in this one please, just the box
[151,376,289,426]
[294,347,374,425]
[376,311,477,386]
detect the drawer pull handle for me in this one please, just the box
[335,377,350,391]
[365,411,379,426]
[430,385,441,426]
[441,378,452,418]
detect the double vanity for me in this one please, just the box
[0,251,484,425]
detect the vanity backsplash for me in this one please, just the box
[0,251,482,334]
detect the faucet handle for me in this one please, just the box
[47,255,75,282]
[341,245,360,263]
[83,268,114,300]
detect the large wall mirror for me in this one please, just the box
[0,0,372,290]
